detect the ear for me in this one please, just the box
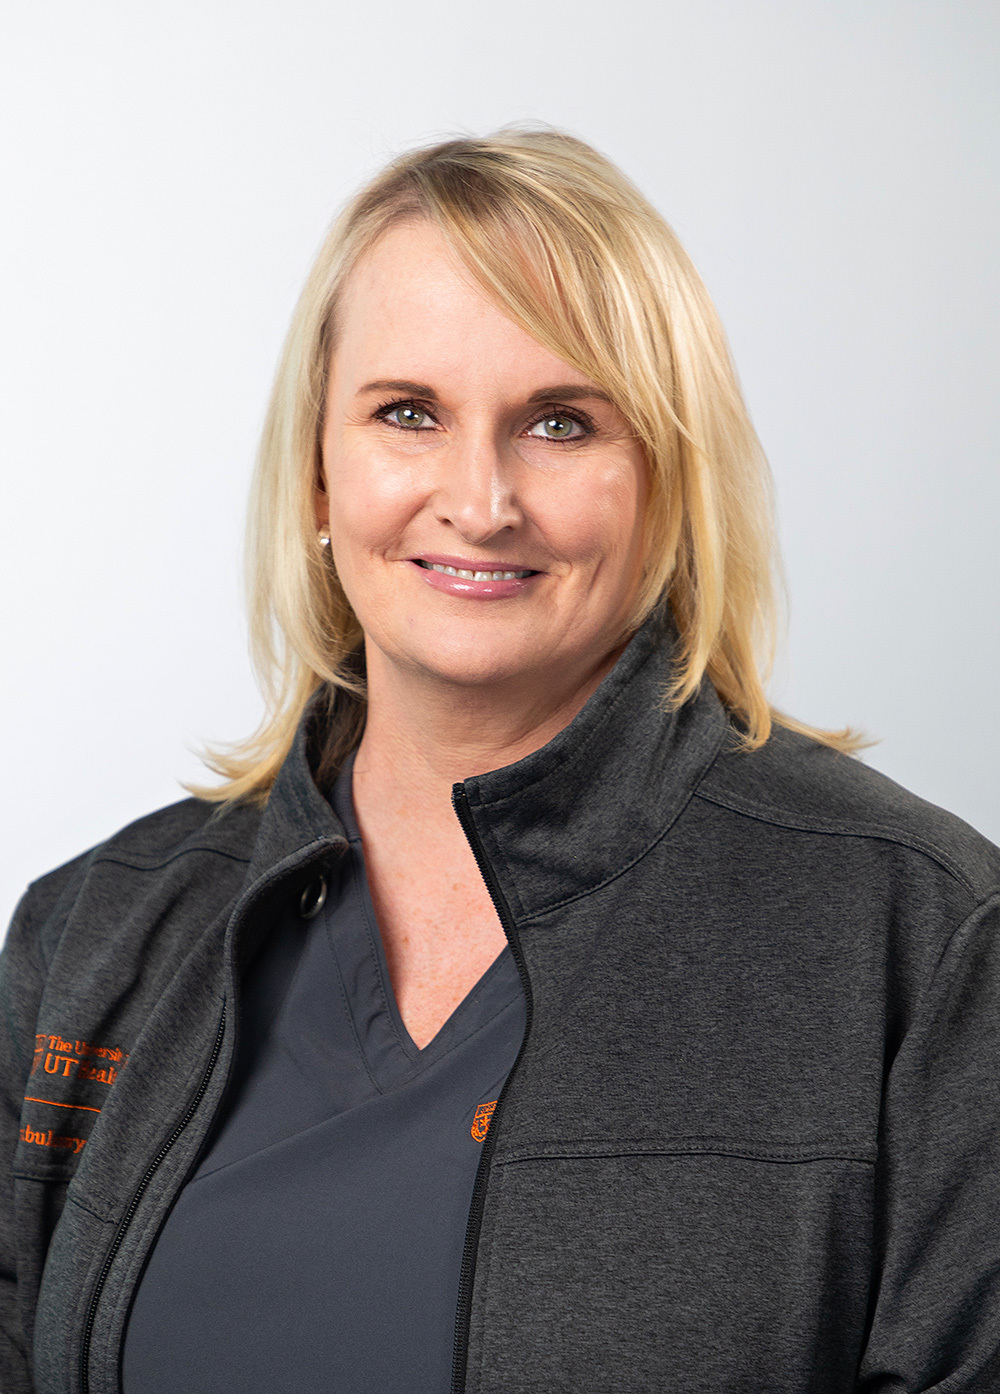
[313,467,330,534]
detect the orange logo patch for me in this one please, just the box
[471,1100,497,1142]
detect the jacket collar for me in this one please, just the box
[247,605,728,923]
[240,702,350,894]
[459,606,728,922]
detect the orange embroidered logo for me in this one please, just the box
[29,1034,128,1087]
[23,1033,130,1139]
[471,1100,497,1142]
[19,1126,87,1155]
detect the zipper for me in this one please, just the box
[79,1004,227,1393]
[450,783,534,1394]
[78,847,337,1394]
[76,803,506,1393]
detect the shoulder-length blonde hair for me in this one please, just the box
[193,123,859,805]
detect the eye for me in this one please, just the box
[373,400,435,430]
[526,412,589,442]
[370,398,437,429]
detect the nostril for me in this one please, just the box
[299,876,328,921]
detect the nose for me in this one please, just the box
[432,435,524,543]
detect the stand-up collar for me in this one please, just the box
[458,608,728,923]
[249,606,727,922]
[241,702,350,892]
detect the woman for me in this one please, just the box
[3,127,1000,1394]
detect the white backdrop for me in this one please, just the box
[2,0,997,938]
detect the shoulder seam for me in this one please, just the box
[694,787,979,897]
[91,846,253,873]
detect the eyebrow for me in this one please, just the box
[358,378,615,408]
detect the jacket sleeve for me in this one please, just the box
[858,892,1000,1391]
[0,889,52,1394]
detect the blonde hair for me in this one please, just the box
[192,123,861,804]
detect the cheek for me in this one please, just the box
[326,446,425,555]
[537,460,646,568]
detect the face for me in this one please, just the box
[317,219,649,700]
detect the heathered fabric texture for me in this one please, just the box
[121,755,525,1393]
[3,609,1000,1392]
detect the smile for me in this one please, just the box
[415,560,536,581]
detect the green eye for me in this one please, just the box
[388,405,428,428]
[531,414,582,440]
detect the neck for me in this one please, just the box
[352,643,625,811]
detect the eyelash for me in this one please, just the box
[370,397,598,443]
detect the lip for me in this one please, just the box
[408,555,542,600]
[412,553,542,574]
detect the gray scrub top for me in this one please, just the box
[122,752,527,1393]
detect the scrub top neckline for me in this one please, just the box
[328,749,519,1079]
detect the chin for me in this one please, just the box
[425,654,541,691]
[407,633,552,690]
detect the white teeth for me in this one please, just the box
[424,561,532,580]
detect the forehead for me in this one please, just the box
[331,220,595,395]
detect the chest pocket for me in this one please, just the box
[471,1143,875,1394]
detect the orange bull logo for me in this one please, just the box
[471,1100,497,1142]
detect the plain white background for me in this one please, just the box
[1,0,997,938]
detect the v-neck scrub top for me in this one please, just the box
[121,753,527,1394]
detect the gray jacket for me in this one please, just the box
[4,615,1000,1393]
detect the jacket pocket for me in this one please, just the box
[467,1142,874,1394]
[33,1194,114,1394]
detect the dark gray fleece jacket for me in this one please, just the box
[3,614,1000,1394]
